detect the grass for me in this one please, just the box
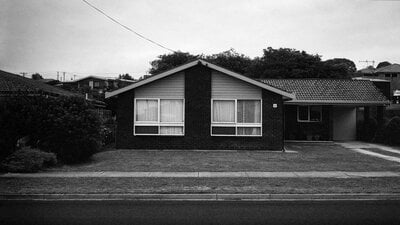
[50,143,400,172]
[1,177,399,194]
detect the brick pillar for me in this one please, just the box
[364,106,370,121]
[184,64,212,148]
[377,106,384,125]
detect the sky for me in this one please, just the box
[1,0,400,80]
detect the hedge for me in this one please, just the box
[0,96,102,163]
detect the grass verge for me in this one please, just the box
[1,177,399,194]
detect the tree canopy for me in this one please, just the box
[377,61,391,69]
[149,51,199,75]
[118,73,134,80]
[148,47,356,79]
[31,73,43,80]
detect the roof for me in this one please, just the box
[260,79,389,105]
[65,75,109,83]
[375,64,400,73]
[0,70,77,97]
[105,59,295,99]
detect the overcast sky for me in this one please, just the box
[1,0,399,80]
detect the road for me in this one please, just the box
[1,200,400,225]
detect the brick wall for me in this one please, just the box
[115,64,284,150]
[284,105,332,141]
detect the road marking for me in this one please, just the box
[351,148,400,163]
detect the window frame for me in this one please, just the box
[134,98,185,136]
[211,99,262,137]
[297,105,322,122]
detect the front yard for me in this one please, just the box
[2,143,400,195]
[50,143,400,172]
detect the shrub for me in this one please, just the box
[0,96,102,164]
[1,147,57,173]
[383,116,400,146]
[34,96,102,163]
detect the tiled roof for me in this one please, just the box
[0,70,77,97]
[259,79,389,104]
[375,64,400,73]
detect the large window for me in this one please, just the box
[297,105,322,122]
[211,99,262,136]
[134,98,184,135]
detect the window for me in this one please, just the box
[297,106,322,122]
[134,99,184,135]
[211,99,262,136]
[94,81,100,87]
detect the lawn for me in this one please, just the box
[1,177,399,194]
[50,143,400,172]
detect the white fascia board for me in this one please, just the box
[106,59,295,99]
[284,100,390,105]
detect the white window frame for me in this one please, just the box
[134,98,185,136]
[297,105,322,122]
[211,99,262,137]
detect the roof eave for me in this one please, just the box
[285,100,390,106]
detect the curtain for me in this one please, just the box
[237,127,261,135]
[213,100,235,122]
[160,126,183,135]
[160,100,183,122]
[237,100,261,123]
[136,100,158,122]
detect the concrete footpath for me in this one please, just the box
[1,171,400,178]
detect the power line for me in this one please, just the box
[81,0,176,53]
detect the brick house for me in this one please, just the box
[106,60,389,150]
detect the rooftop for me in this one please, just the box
[259,79,389,104]
[0,70,77,97]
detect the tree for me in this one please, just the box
[250,47,323,79]
[31,73,43,80]
[377,61,391,69]
[205,49,252,75]
[321,58,357,78]
[118,73,133,80]
[149,51,199,75]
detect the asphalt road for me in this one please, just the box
[1,200,400,225]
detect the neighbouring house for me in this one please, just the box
[0,70,77,99]
[63,75,135,95]
[355,64,400,103]
[105,60,389,150]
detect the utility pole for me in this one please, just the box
[359,60,375,68]
[57,71,59,81]
[20,72,27,77]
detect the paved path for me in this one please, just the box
[337,141,400,163]
[1,171,399,178]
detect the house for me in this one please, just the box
[355,64,400,103]
[0,70,76,99]
[62,75,136,101]
[105,60,389,150]
[261,79,388,141]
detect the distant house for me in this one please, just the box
[0,70,76,99]
[62,75,135,101]
[355,64,400,103]
[105,60,388,150]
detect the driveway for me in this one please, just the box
[337,142,400,163]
